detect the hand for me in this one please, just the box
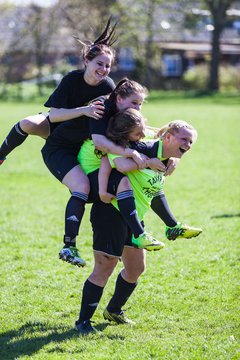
[84,101,105,119]
[165,157,180,176]
[99,192,115,204]
[132,151,148,169]
[147,158,166,172]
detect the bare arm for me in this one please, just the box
[92,134,148,169]
[147,158,166,173]
[165,157,180,176]
[49,100,105,123]
[114,156,167,174]
[114,157,139,173]
[98,156,115,203]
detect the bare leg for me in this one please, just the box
[20,114,50,138]
[121,246,146,283]
[89,251,119,287]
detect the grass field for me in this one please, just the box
[0,94,239,360]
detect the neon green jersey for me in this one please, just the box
[109,140,165,221]
[77,139,101,175]
[78,139,165,221]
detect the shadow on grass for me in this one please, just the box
[0,321,120,359]
[211,213,240,219]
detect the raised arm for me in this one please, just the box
[92,134,148,169]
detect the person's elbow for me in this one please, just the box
[92,134,108,152]
[115,161,136,173]
[48,108,60,122]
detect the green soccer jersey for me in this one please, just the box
[78,138,165,221]
[77,139,101,175]
[109,140,165,221]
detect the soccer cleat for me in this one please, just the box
[75,320,98,334]
[59,246,86,267]
[103,308,135,325]
[0,157,6,165]
[166,222,203,241]
[132,232,165,251]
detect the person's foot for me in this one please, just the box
[166,222,203,240]
[0,157,6,165]
[103,308,135,325]
[132,232,165,251]
[75,320,97,334]
[59,246,86,267]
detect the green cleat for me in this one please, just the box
[103,308,135,325]
[132,232,165,251]
[166,222,203,241]
[59,246,86,267]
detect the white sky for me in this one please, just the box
[0,0,57,6]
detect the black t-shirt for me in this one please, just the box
[130,140,159,158]
[43,71,115,153]
[89,99,117,136]
[44,70,115,111]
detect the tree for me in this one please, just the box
[204,0,236,91]
[22,4,60,96]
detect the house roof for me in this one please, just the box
[159,41,240,55]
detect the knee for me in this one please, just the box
[67,174,90,194]
[90,256,117,287]
[118,176,131,192]
[20,118,36,134]
[124,262,146,283]
[78,180,90,194]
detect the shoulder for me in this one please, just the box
[105,76,116,90]
[61,70,84,83]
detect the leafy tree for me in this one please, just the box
[204,0,237,91]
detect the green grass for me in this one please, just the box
[0,95,239,360]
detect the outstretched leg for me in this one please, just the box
[151,191,202,240]
[0,114,50,164]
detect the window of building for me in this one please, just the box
[161,54,182,77]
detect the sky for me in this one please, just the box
[1,0,57,6]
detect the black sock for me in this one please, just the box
[151,192,177,227]
[64,192,88,247]
[107,273,137,313]
[77,279,104,322]
[0,122,28,159]
[117,190,144,238]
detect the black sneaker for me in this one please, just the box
[75,320,97,335]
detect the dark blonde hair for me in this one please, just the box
[158,120,198,142]
[106,108,146,148]
[74,17,118,64]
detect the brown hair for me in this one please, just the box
[74,17,118,64]
[108,78,149,106]
[106,108,146,148]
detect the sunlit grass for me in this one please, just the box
[0,95,239,359]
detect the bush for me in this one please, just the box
[183,64,240,92]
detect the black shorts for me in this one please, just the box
[46,115,60,134]
[88,169,126,203]
[90,202,133,257]
[41,146,80,182]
